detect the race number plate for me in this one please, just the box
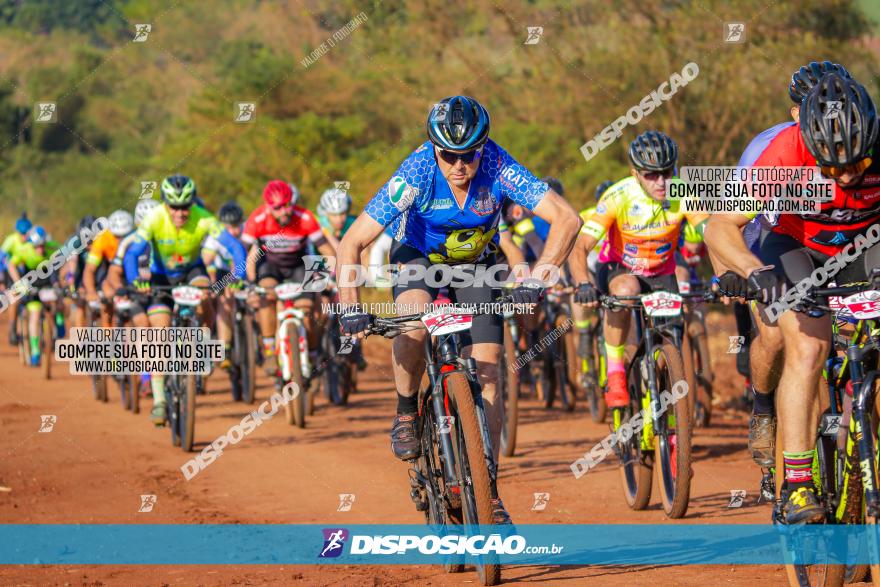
[171,285,203,307]
[841,291,880,320]
[275,282,304,301]
[37,288,58,303]
[677,281,691,294]
[421,310,474,336]
[113,296,133,311]
[641,291,683,317]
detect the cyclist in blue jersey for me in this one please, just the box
[336,95,582,524]
[204,201,248,370]
[721,61,852,471]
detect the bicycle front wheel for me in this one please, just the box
[653,342,692,518]
[446,372,500,586]
[281,326,306,428]
[181,374,197,452]
[41,312,53,380]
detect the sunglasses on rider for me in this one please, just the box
[639,168,674,181]
[167,203,192,211]
[820,156,872,179]
[437,148,482,165]
[270,202,294,212]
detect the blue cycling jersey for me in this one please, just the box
[738,121,796,254]
[365,139,547,264]
[204,228,248,279]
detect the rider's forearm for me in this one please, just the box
[83,265,97,297]
[533,214,582,283]
[568,234,596,284]
[337,239,363,307]
[704,217,764,278]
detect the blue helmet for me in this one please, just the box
[426,96,490,153]
[28,225,48,246]
[14,213,31,235]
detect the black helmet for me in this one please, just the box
[595,180,613,200]
[541,176,564,196]
[426,96,490,153]
[789,61,852,104]
[78,215,97,232]
[628,131,678,172]
[160,174,196,206]
[800,73,879,167]
[218,201,244,224]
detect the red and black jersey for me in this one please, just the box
[752,124,880,256]
[242,204,323,269]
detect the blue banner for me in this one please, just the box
[3,524,880,565]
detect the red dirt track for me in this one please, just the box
[0,312,846,585]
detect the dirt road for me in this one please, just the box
[0,312,821,585]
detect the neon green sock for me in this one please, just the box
[151,375,165,405]
[29,336,40,356]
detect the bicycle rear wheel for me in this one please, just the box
[17,310,29,366]
[653,342,692,518]
[694,333,713,427]
[619,348,652,510]
[242,317,257,404]
[181,374,197,452]
[556,315,575,412]
[129,374,140,414]
[446,372,500,586]
[500,325,519,458]
[166,377,181,447]
[585,331,607,423]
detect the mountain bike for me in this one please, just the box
[577,306,607,423]
[152,284,207,452]
[230,287,261,404]
[252,282,315,428]
[499,305,520,457]
[317,283,356,406]
[679,268,715,428]
[108,293,141,414]
[602,290,699,518]
[366,306,501,586]
[23,286,65,379]
[537,286,576,412]
[756,284,880,586]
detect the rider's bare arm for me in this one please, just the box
[244,243,262,282]
[338,214,386,307]
[704,214,764,278]
[530,189,582,282]
[568,233,597,285]
[83,262,98,300]
[498,230,528,282]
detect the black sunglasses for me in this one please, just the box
[639,169,674,181]
[168,203,193,211]
[438,148,481,165]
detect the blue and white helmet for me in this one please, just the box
[426,95,490,153]
[28,225,48,246]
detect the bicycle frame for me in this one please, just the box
[276,295,311,381]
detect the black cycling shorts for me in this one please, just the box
[758,230,880,286]
[129,265,209,316]
[255,259,316,300]
[595,261,679,295]
[390,242,502,347]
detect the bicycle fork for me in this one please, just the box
[848,349,880,517]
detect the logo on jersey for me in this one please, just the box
[597,203,607,214]
[500,167,530,191]
[389,176,418,211]
[624,243,639,254]
[656,243,672,255]
[470,188,497,216]
[433,198,454,210]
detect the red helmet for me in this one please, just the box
[263,180,293,207]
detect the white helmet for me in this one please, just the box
[134,199,161,226]
[108,210,134,237]
[319,188,351,215]
[288,183,300,206]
